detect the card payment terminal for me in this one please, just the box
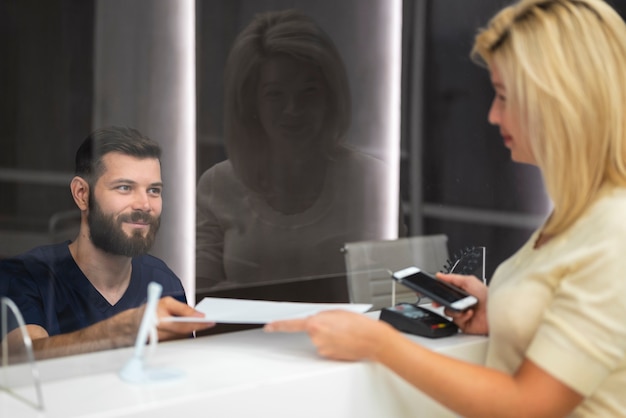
[379,303,458,338]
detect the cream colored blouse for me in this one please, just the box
[487,187,626,417]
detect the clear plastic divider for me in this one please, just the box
[0,297,44,411]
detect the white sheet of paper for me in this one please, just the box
[161,297,372,324]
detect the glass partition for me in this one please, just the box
[194,0,402,302]
[3,0,625,356]
[1,297,44,410]
[196,0,401,302]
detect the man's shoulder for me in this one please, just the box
[132,254,180,281]
[1,242,70,272]
[134,253,171,270]
[4,241,68,260]
[131,254,185,301]
[0,242,73,298]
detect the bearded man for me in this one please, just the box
[1,127,213,359]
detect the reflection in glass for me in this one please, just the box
[196,10,391,296]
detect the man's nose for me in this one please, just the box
[132,191,152,212]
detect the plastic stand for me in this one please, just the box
[119,282,184,384]
[0,297,45,410]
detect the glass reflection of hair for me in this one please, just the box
[196,9,390,292]
[223,9,351,211]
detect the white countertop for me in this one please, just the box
[1,313,487,418]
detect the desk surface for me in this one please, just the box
[1,314,487,418]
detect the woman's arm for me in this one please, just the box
[266,311,583,418]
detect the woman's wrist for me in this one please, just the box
[370,320,402,363]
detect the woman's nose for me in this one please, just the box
[283,94,302,115]
[487,98,500,126]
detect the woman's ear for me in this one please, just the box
[70,176,90,211]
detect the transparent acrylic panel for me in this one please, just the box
[195,0,402,305]
[0,297,44,411]
[118,282,185,385]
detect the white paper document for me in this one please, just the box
[162,297,372,324]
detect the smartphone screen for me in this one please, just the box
[392,266,477,311]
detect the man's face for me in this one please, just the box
[87,152,163,257]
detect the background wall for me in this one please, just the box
[2,0,624,295]
[0,0,401,304]
[413,0,550,277]
[93,0,196,298]
[0,0,94,257]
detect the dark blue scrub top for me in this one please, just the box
[1,241,186,336]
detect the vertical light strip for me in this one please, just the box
[384,0,403,239]
[93,0,196,303]
[409,0,428,235]
[178,0,197,304]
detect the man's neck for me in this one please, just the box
[69,234,133,305]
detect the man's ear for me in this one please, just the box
[70,176,90,211]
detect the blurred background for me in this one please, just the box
[3,0,618,303]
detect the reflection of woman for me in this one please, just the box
[196,10,388,292]
[267,0,626,415]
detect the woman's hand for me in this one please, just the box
[265,310,395,361]
[434,273,489,335]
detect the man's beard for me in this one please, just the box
[88,197,160,257]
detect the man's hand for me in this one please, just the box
[5,297,215,361]
[154,296,215,341]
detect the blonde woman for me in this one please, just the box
[266,1,626,416]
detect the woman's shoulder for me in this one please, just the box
[331,145,389,175]
[587,187,626,227]
[197,160,243,190]
[572,187,626,248]
[198,160,234,180]
[196,159,250,209]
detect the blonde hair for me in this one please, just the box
[472,0,626,236]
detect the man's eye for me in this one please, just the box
[117,185,131,191]
[148,188,162,195]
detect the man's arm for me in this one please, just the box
[6,297,214,360]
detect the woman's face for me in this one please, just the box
[488,63,536,165]
[256,55,329,151]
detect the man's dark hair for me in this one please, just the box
[74,126,162,183]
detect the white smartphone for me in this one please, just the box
[391,266,478,312]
